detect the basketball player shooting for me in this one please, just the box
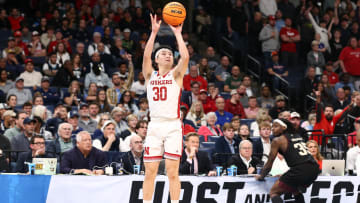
[255,119,320,203]
[142,13,189,203]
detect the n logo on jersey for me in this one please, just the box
[144,147,150,155]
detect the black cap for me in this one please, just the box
[23,117,36,125]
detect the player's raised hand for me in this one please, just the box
[169,23,183,35]
[150,14,161,33]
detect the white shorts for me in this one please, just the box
[143,119,183,162]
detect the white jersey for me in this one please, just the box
[147,70,181,119]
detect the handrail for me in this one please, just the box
[306,94,316,102]
[273,73,289,85]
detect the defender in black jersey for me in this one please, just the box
[256,118,319,203]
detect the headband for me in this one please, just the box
[273,119,287,129]
[155,48,172,59]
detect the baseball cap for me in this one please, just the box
[80,102,89,109]
[41,76,50,82]
[180,104,188,111]
[15,77,24,83]
[23,117,36,125]
[24,58,33,64]
[32,31,39,36]
[271,51,278,57]
[200,89,207,94]
[101,120,117,131]
[230,89,238,96]
[290,112,300,119]
[8,36,15,41]
[123,28,131,33]
[68,111,79,118]
[14,30,22,37]
[355,117,360,123]
[268,15,276,21]
[275,95,285,102]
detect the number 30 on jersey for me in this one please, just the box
[153,86,167,101]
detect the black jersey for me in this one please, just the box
[279,133,314,167]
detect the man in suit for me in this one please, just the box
[122,134,144,174]
[214,123,239,165]
[253,121,272,163]
[179,132,216,176]
[226,140,260,175]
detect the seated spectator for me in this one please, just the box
[97,89,113,113]
[88,32,111,56]
[47,30,72,54]
[67,111,83,138]
[245,96,260,119]
[186,101,206,128]
[92,113,111,140]
[1,110,15,134]
[28,31,47,58]
[47,123,75,158]
[120,114,138,141]
[278,110,291,120]
[198,112,223,139]
[306,140,323,171]
[334,73,355,93]
[332,88,350,111]
[45,103,68,136]
[317,79,336,106]
[55,42,70,65]
[214,123,239,165]
[2,36,25,60]
[63,80,82,107]
[215,97,234,127]
[32,105,53,140]
[4,110,27,141]
[224,90,245,118]
[323,62,339,87]
[180,106,196,135]
[226,140,260,175]
[78,103,97,134]
[6,94,17,110]
[231,116,241,137]
[180,132,216,176]
[224,65,242,92]
[89,102,100,122]
[121,28,135,53]
[110,37,127,63]
[0,133,11,172]
[347,117,360,148]
[237,84,249,108]
[183,65,208,91]
[60,131,106,175]
[93,120,124,152]
[10,117,36,160]
[135,98,149,121]
[214,56,231,91]
[3,50,23,80]
[106,72,124,106]
[238,124,251,142]
[0,69,14,95]
[98,42,115,68]
[130,72,146,99]
[40,26,56,47]
[346,131,360,175]
[301,113,316,131]
[253,121,272,163]
[7,77,32,106]
[242,75,258,97]
[35,76,60,106]
[269,95,288,119]
[22,102,32,116]
[16,135,55,173]
[118,90,139,114]
[51,60,77,88]
[121,134,144,174]
[198,88,217,114]
[197,58,214,82]
[84,82,98,103]
[72,54,86,80]
[84,60,113,89]
[181,81,200,109]
[111,107,128,134]
[257,85,275,109]
[339,37,360,90]
[42,52,61,78]
[74,42,90,66]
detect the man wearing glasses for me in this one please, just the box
[122,134,144,174]
[15,135,54,173]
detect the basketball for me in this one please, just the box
[162,2,186,26]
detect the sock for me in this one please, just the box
[171,200,179,203]
[143,200,151,203]
[294,194,305,203]
[271,196,283,203]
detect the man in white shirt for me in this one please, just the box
[130,72,146,99]
[19,59,42,88]
[346,131,360,175]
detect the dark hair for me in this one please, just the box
[15,110,27,119]
[135,120,148,130]
[191,81,200,87]
[88,102,99,108]
[7,94,16,101]
[23,101,32,108]
[138,98,148,104]
[30,135,45,144]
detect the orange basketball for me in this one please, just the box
[162,2,186,26]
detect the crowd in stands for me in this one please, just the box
[0,0,360,176]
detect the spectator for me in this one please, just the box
[238,124,251,142]
[16,135,54,173]
[301,113,316,131]
[307,40,326,76]
[323,62,339,87]
[63,80,82,107]
[197,57,214,83]
[68,111,83,138]
[329,29,344,62]
[34,76,59,106]
[214,56,231,90]
[111,107,128,134]
[0,132,10,172]
[198,89,216,114]
[47,123,76,157]
[237,84,249,108]
[267,51,288,92]
[120,114,138,142]
[55,42,70,65]
[75,42,90,66]
[216,97,234,127]
[1,110,15,134]
[118,90,139,114]
[13,30,29,57]
[269,95,288,119]
[259,0,277,17]
[51,60,77,88]
[10,117,36,160]
[45,103,68,136]
[181,81,200,109]
[4,111,27,141]
[346,131,360,175]
[88,32,111,56]
[224,65,242,92]
[93,120,123,152]
[183,65,208,91]
[332,88,350,111]
[0,69,14,95]
[225,89,246,118]
[180,132,216,176]
[334,73,355,93]
[84,83,97,103]
[259,15,280,69]
[121,28,135,53]
[106,72,124,106]
[19,59,42,88]
[60,131,106,175]
[28,31,47,58]
[72,54,86,80]
[7,77,32,106]
[339,37,360,86]
[306,140,323,171]
[2,36,25,60]
[42,52,61,77]
[245,96,260,119]
[89,102,100,122]
[214,123,239,165]
[186,101,206,128]
[84,59,113,89]
[32,105,52,140]
[78,103,97,134]
[226,140,260,175]
[195,6,212,41]
[180,106,196,136]
[74,19,90,43]
[3,50,23,80]
[47,30,72,54]
[252,121,272,163]
[98,42,115,68]
[290,112,308,142]
[198,112,223,140]
[130,72,146,99]
[40,26,56,48]
[121,134,144,174]
[8,8,24,31]
[135,98,149,121]
[96,89,113,113]
[257,85,275,109]
[279,17,300,68]
[6,94,17,110]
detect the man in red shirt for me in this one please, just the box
[312,90,352,144]
[323,61,339,86]
[183,65,208,91]
[225,89,246,118]
[199,89,217,114]
[13,30,29,56]
[7,8,24,31]
[339,37,360,77]
[279,17,300,68]
[47,30,72,54]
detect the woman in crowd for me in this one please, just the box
[72,53,86,81]
[92,113,111,140]
[306,140,323,170]
[198,112,223,141]
[32,105,53,140]
[97,89,113,113]
[56,42,70,65]
[185,101,206,128]
[118,90,138,115]
[84,82,98,103]
[63,80,83,106]
[238,124,251,142]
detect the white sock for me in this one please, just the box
[171,200,179,203]
[143,200,152,203]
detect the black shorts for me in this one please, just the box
[279,161,320,193]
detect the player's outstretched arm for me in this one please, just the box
[169,24,189,79]
[256,138,280,180]
[143,14,160,81]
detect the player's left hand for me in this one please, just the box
[255,174,265,181]
[169,23,183,35]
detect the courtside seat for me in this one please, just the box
[240,119,255,128]
[200,142,215,150]
[207,136,220,143]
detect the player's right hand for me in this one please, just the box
[150,14,161,33]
